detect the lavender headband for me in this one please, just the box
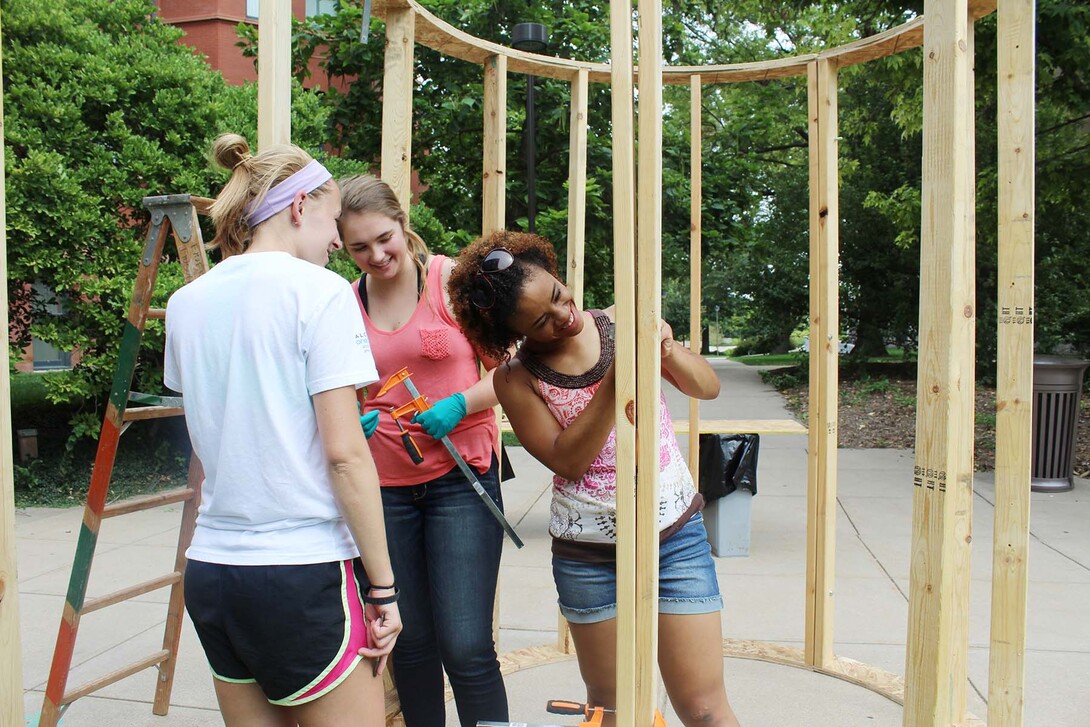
[245,159,333,227]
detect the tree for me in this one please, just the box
[3,0,361,438]
[285,0,1088,361]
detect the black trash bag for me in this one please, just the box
[698,433,759,502]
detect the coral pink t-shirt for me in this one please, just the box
[353,255,498,486]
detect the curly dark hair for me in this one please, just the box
[449,230,559,364]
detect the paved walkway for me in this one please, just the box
[15,358,1090,726]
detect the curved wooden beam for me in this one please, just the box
[368,0,996,84]
[412,640,987,726]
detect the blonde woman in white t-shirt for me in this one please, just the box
[164,133,401,726]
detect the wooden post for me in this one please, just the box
[482,54,507,236]
[380,6,416,211]
[634,0,664,723]
[566,69,589,309]
[804,58,840,670]
[688,76,703,477]
[0,9,28,722]
[903,0,975,724]
[257,0,292,148]
[609,0,639,723]
[988,0,1035,724]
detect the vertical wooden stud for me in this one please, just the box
[482,55,507,236]
[609,0,639,723]
[989,1,1035,724]
[257,0,292,148]
[804,58,840,669]
[634,0,664,723]
[381,7,416,211]
[688,76,703,478]
[0,9,28,722]
[903,0,975,724]
[566,69,589,309]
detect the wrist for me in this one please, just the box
[363,585,400,605]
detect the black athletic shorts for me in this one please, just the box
[184,558,372,705]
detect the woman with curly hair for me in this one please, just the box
[449,230,741,727]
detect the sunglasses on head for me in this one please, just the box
[469,248,515,310]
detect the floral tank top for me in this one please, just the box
[519,311,697,544]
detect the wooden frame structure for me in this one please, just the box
[0,0,1036,725]
[281,3,1025,725]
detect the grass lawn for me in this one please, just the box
[731,348,914,367]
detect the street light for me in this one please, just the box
[715,304,721,353]
[512,23,547,233]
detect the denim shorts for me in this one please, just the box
[552,512,723,624]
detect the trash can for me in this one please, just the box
[698,433,759,557]
[1031,355,1090,492]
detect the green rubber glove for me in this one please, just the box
[360,409,380,439]
[411,392,467,440]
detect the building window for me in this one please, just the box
[246,0,259,19]
[305,0,338,17]
[31,284,71,371]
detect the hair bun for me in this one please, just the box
[212,133,252,172]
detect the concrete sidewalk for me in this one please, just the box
[16,358,1090,726]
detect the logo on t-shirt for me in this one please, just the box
[355,332,371,353]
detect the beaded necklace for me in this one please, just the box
[517,310,614,390]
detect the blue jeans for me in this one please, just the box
[380,457,508,727]
[552,513,723,624]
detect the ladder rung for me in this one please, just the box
[82,572,183,615]
[103,487,194,518]
[61,650,171,705]
[122,405,184,422]
[147,307,166,320]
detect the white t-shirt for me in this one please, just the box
[164,252,378,565]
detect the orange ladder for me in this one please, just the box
[37,195,212,726]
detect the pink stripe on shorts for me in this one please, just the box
[291,559,372,704]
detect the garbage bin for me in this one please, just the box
[1031,355,1090,492]
[698,433,759,557]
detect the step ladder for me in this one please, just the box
[38,194,213,726]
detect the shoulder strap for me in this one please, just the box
[356,253,428,314]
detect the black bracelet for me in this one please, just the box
[362,586,400,605]
[367,583,396,592]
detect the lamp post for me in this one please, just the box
[715,304,721,353]
[512,22,547,233]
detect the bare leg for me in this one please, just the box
[567,619,618,727]
[658,612,740,727]
[213,680,294,727]
[293,658,387,727]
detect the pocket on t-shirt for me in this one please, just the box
[419,327,452,360]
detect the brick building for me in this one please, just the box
[155,0,338,84]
